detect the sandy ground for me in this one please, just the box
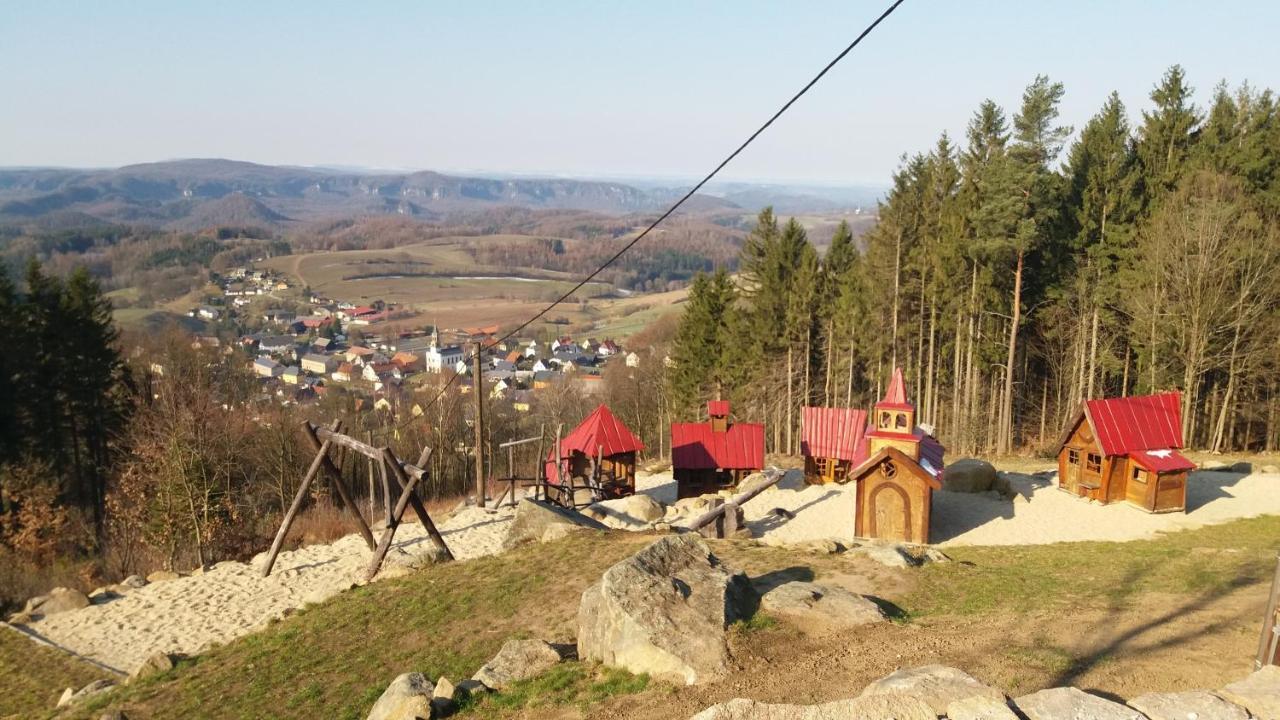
[636,466,1280,548]
[15,505,517,675]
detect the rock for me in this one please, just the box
[121,575,147,588]
[7,611,34,625]
[851,543,918,568]
[56,679,116,708]
[947,695,1021,720]
[1261,464,1280,474]
[146,570,180,583]
[1200,460,1231,471]
[431,676,457,717]
[799,539,842,554]
[89,587,121,604]
[943,459,998,493]
[99,711,129,720]
[456,678,488,696]
[577,534,758,685]
[760,582,885,628]
[130,651,176,681]
[1229,461,1253,473]
[472,638,564,691]
[32,587,90,616]
[919,546,952,564]
[688,694,936,720]
[1219,665,1280,719]
[366,672,434,720]
[1014,687,1146,720]
[1128,690,1249,720]
[584,494,667,529]
[501,499,608,550]
[861,665,1005,715]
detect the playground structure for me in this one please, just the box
[801,406,869,485]
[261,420,453,582]
[671,401,765,499]
[544,404,645,500]
[1055,391,1194,513]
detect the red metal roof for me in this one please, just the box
[1085,392,1184,456]
[671,420,764,471]
[555,404,645,459]
[801,407,868,463]
[1130,449,1196,473]
[882,367,908,405]
[707,400,731,417]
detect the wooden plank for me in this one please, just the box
[1256,554,1280,669]
[364,457,423,581]
[498,435,543,448]
[314,425,384,460]
[473,344,486,507]
[304,423,377,551]
[686,470,783,532]
[260,420,338,577]
[382,446,454,561]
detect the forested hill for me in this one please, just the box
[667,65,1280,458]
[0,159,744,229]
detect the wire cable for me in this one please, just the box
[387,0,908,433]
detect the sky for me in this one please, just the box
[2,1,1278,187]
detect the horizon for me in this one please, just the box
[3,2,1279,186]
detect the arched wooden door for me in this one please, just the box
[868,483,910,542]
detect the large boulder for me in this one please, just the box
[366,672,434,720]
[1014,687,1146,720]
[688,695,936,720]
[760,582,885,629]
[577,534,758,685]
[1261,464,1280,474]
[861,665,1005,715]
[1128,690,1248,720]
[56,679,116,708]
[1219,665,1280,719]
[27,587,90,617]
[130,652,177,681]
[472,638,565,691]
[584,494,666,530]
[943,459,998,493]
[501,499,608,550]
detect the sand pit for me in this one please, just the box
[15,505,516,675]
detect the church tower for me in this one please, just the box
[866,367,920,460]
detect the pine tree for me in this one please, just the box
[667,269,737,418]
[1136,65,1201,211]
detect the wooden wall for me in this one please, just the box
[854,460,932,545]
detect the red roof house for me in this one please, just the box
[800,407,869,484]
[1055,391,1194,513]
[546,404,645,498]
[671,401,765,498]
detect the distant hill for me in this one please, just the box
[0,159,742,231]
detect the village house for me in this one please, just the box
[390,351,423,373]
[425,343,464,373]
[196,305,221,321]
[258,335,298,356]
[625,351,640,368]
[262,309,295,325]
[281,366,302,385]
[253,357,283,378]
[332,362,355,383]
[301,353,337,375]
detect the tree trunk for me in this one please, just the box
[890,228,902,369]
[1086,306,1100,400]
[998,250,1024,455]
[925,294,937,426]
[786,346,794,455]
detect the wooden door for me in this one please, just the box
[869,484,910,542]
[1064,451,1080,492]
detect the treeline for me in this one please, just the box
[667,66,1280,455]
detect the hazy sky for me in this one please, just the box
[2,1,1277,186]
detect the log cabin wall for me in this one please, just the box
[1058,419,1107,501]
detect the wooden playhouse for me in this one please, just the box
[545,404,645,499]
[671,401,765,499]
[1055,391,1194,513]
[800,406,869,484]
[834,368,945,545]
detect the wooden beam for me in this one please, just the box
[364,457,424,581]
[473,344,486,508]
[685,470,783,532]
[260,420,338,577]
[382,446,454,561]
[304,423,377,551]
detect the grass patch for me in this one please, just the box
[0,628,114,718]
[905,515,1280,617]
[465,662,648,716]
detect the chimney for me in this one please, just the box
[708,400,730,433]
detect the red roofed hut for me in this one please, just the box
[1055,392,1194,513]
[801,407,869,484]
[546,404,645,498]
[835,368,945,544]
[671,401,765,499]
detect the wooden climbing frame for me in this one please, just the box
[261,420,453,582]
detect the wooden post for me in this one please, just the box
[473,344,486,508]
[686,469,784,534]
[534,424,545,503]
[554,424,565,507]
[1256,554,1280,669]
[382,446,453,561]
[366,429,376,524]
[260,420,337,576]
[364,457,424,581]
[303,422,377,551]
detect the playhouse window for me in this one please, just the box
[1067,449,1080,465]
[1131,466,1147,484]
[1086,453,1102,473]
[895,413,908,429]
[880,411,891,427]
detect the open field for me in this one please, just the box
[260,236,689,337]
